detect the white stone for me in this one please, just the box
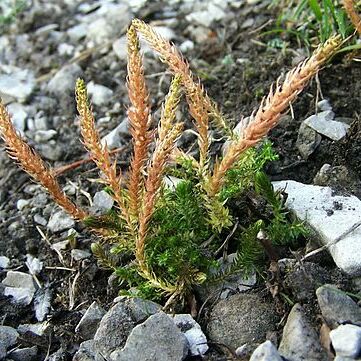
[4,287,35,305]
[101,118,129,150]
[58,43,74,56]
[47,210,75,233]
[18,322,49,336]
[91,190,114,215]
[34,129,57,143]
[0,256,10,269]
[179,40,194,53]
[0,65,35,102]
[273,180,361,276]
[112,36,127,60]
[304,111,350,141]
[2,271,36,291]
[172,314,208,356]
[67,23,88,42]
[16,199,30,211]
[71,249,91,261]
[330,324,361,358]
[250,340,283,361]
[186,3,226,27]
[7,103,28,131]
[47,63,82,96]
[87,81,113,106]
[26,254,43,275]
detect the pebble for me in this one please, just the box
[330,324,361,358]
[71,249,91,261]
[67,23,88,42]
[0,326,19,360]
[47,63,82,96]
[101,118,129,150]
[316,284,361,328]
[7,103,28,131]
[16,199,30,211]
[179,40,194,53]
[87,81,113,106]
[207,293,277,350]
[72,340,97,361]
[0,256,10,269]
[109,312,188,361]
[186,3,226,27]
[317,99,333,111]
[172,314,208,356]
[75,301,106,341]
[296,122,322,159]
[90,190,114,216]
[47,210,75,233]
[273,180,361,276]
[279,303,328,361]
[113,36,127,60]
[93,297,161,359]
[57,43,75,57]
[304,110,350,141]
[0,65,35,102]
[17,322,49,336]
[2,270,36,305]
[34,129,57,143]
[249,340,283,361]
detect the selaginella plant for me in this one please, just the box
[0,19,341,303]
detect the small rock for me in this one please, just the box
[0,66,35,102]
[313,164,360,189]
[330,324,361,358]
[52,240,69,252]
[0,326,19,360]
[296,122,322,159]
[9,346,38,361]
[7,103,28,131]
[207,293,278,350]
[94,297,161,358]
[76,302,106,341]
[172,314,208,356]
[279,303,328,361]
[304,111,349,141]
[16,199,30,211]
[90,190,114,216]
[87,82,113,106]
[179,40,194,53]
[39,141,63,161]
[47,63,82,96]
[72,249,91,261]
[4,287,35,305]
[48,210,75,233]
[249,340,283,361]
[186,3,226,27]
[109,312,188,361]
[112,36,127,60]
[2,271,36,291]
[273,180,361,276]
[0,256,10,269]
[26,254,43,275]
[67,24,88,42]
[58,43,75,57]
[17,322,49,336]
[34,129,57,143]
[34,116,49,131]
[34,288,51,322]
[101,118,129,150]
[316,284,361,328]
[72,340,98,361]
[317,99,332,112]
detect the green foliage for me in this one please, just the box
[0,0,27,28]
[267,0,353,48]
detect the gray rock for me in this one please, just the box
[9,346,38,361]
[112,36,127,60]
[172,314,208,356]
[58,43,75,57]
[0,256,10,269]
[207,293,278,350]
[0,326,19,359]
[16,199,30,211]
[313,164,360,189]
[316,284,361,328]
[0,66,35,102]
[284,262,331,302]
[7,103,28,131]
[39,141,63,161]
[101,118,129,150]
[85,3,131,45]
[296,122,322,159]
[273,180,361,276]
[48,348,67,361]
[75,302,106,341]
[73,340,106,361]
[87,82,113,107]
[109,312,188,361]
[179,40,194,53]
[4,287,35,305]
[317,99,332,112]
[279,303,328,361]
[186,3,226,27]
[334,356,356,361]
[2,271,36,291]
[67,24,88,42]
[304,111,349,141]
[17,322,49,336]
[47,63,82,96]
[71,249,91,261]
[93,297,161,358]
[330,324,361,358]
[34,288,51,321]
[249,340,283,361]
[34,129,57,143]
[48,210,75,233]
[90,191,114,216]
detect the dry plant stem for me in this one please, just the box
[75,79,132,229]
[0,101,86,220]
[209,35,342,197]
[131,19,233,138]
[342,0,361,36]
[127,25,152,219]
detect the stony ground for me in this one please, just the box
[0,0,361,360]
